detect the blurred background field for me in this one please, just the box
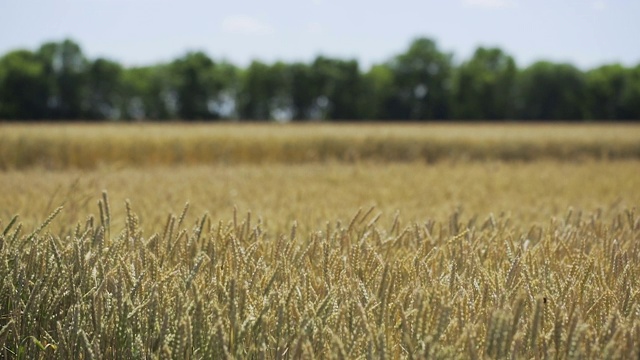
[1,123,639,233]
[1,122,640,170]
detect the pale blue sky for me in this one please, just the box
[1,0,639,70]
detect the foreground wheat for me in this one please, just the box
[1,193,639,359]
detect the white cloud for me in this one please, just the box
[591,0,607,11]
[462,0,516,8]
[221,15,274,35]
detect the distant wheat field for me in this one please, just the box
[1,122,640,169]
[1,123,640,358]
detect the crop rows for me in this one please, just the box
[2,192,639,358]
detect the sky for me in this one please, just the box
[1,0,639,70]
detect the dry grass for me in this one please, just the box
[1,123,639,169]
[1,123,640,358]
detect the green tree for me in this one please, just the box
[515,62,587,120]
[0,50,50,119]
[453,47,517,120]
[268,62,295,121]
[309,56,363,120]
[237,61,291,121]
[86,58,124,120]
[170,51,220,120]
[586,64,627,120]
[3,36,640,123]
[619,64,640,120]
[120,65,174,120]
[38,39,89,119]
[287,63,315,121]
[209,61,240,119]
[361,64,394,120]
[587,64,640,120]
[386,38,453,120]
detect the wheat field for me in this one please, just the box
[1,123,640,359]
[1,123,640,169]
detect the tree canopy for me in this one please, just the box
[0,38,639,121]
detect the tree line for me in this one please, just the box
[1,37,639,121]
